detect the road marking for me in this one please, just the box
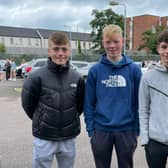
[14,87,22,93]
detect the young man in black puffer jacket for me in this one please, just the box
[21,32,85,168]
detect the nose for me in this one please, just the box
[166,47,168,53]
[58,49,64,55]
[109,42,116,48]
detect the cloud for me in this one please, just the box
[0,0,100,32]
[0,0,18,7]
[0,0,168,33]
[118,0,168,16]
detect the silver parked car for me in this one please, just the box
[24,58,47,77]
[24,59,95,78]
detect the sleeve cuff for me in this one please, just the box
[88,130,94,137]
[140,136,149,146]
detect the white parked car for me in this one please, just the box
[141,67,148,74]
[141,63,157,74]
[135,61,142,68]
[70,61,92,78]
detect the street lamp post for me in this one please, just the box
[110,1,126,55]
[64,25,72,61]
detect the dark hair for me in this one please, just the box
[48,32,70,47]
[157,29,168,44]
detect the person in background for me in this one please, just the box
[4,59,11,80]
[84,24,142,168]
[0,63,3,81]
[142,61,146,68]
[10,59,16,81]
[21,32,85,168]
[139,29,168,168]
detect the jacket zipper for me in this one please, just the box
[59,68,63,136]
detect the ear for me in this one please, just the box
[48,48,52,56]
[122,38,124,45]
[156,44,160,54]
[102,40,104,47]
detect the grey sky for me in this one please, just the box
[0,0,167,33]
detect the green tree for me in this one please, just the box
[90,4,124,53]
[78,40,81,54]
[139,26,165,54]
[0,43,6,54]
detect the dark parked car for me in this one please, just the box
[16,61,32,78]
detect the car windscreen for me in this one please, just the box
[34,60,47,67]
[72,63,88,68]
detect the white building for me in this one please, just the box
[0,26,93,56]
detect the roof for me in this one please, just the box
[0,26,39,38]
[36,28,92,41]
[0,26,92,41]
[133,14,159,18]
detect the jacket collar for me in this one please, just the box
[47,58,69,73]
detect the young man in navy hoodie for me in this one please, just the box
[84,24,142,168]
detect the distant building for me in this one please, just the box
[0,26,93,56]
[126,14,168,52]
[3,15,167,56]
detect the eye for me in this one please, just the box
[52,47,59,52]
[104,41,111,45]
[161,45,168,49]
[51,47,68,52]
[62,47,68,52]
[114,40,119,43]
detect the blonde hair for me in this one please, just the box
[102,24,122,39]
[48,32,70,48]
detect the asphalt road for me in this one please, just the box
[0,79,149,168]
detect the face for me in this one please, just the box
[48,42,70,65]
[157,42,168,67]
[102,33,123,61]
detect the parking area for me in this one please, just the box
[0,80,148,168]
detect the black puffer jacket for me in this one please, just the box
[21,59,85,141]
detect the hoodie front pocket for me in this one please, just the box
[96,98,133,126]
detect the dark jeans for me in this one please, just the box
[6,70,10,80]
[145,139,168,168]
[90,130,137,168]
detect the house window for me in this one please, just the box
[36,39,39,46]
[75,41,78,48]
[28,38,31,46]
[1,37,4,44]
[19,38,23,45]
[89,42,91,49]
[10,38,14,45]
[83,42,86,49]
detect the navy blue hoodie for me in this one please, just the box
[84,54,142,136]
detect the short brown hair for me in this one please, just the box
[48,32,70,48]
[102,24,122,39]
[157,29,168,44]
